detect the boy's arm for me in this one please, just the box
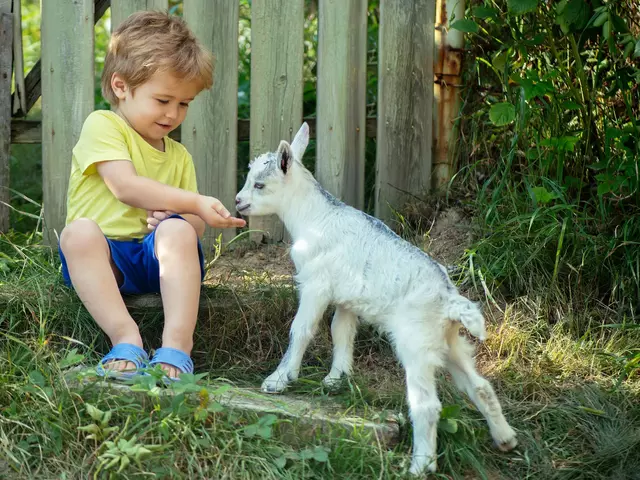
[97,160,245,229]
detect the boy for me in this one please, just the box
[58,11,245,382]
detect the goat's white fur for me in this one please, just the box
[235,123,517,475]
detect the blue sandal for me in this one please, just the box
[96,343,149,380]
[149,347,194,383]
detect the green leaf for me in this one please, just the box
[561,100,581,111]
[439,418,458,433]
[635,39,640,58]
[532,187,559,205]
[312,446,330,463]
[59,348,84,368]
[472,6,499,19]
[274,456,287,469]
[561,0,590,31]
[507,0,539,15]
[28,370,46,388]
[450,19,479,33]
[440,404,461,419]
[592,11,608,27]
[489,102,516,126]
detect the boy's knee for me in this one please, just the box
[155,218,197,248]
[60,218,105,254]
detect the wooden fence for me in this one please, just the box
[3,0,460,257]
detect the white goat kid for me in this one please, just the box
[235,123,518,475]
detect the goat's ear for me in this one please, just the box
[291,122,309,161]
[277,140,294,175]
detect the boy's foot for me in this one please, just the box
[149,347,194,383]
[96,343,149,380]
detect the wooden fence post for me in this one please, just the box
[375,0,435,224]
[111,0,169,30]
[41,0,94,246]
[249,0,304,243]
[316,0,367,210]
[0,2,11,234]
[183,0,239,254]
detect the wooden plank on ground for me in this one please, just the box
[110,0,169,30]
[249,0,304,244]
[0,6,12,233]
[316,0,367,210]
[41,0,94,246]
[183,0,239,254]
[375,0,435,223]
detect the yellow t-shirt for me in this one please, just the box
[66,110,199,240]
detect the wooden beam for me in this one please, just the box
[0,6,11,233]
[15,0,109,117]
[10,117,379,144]
[183,0,239,252]
[41,0,94,245]
[11,0,25,116]
[375,0,435,223]
[316,0,367,210]
[249,0,304,243]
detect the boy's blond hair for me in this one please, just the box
[101,10,214,106]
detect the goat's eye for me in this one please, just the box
[254,182,265,190]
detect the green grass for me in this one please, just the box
[1,231,639,479]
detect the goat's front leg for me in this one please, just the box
[262,286,330,393]
[322,307,357,389]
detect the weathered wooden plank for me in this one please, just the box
[183,1,239,254]
[0,6,11,233]
[11,0,25,116]
[316,0,367,210]
[41,0,94,245]
[375,0,435,223]
[16,0,109,117]
[249,0,304,243]
[110,0,169,30]
[11,117,378,145]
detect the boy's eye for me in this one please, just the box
[157,99,169,104]
[180,103,189,107]
[254,182,265,190]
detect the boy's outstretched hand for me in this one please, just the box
[196,196,246,229]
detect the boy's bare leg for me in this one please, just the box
[60,219,143,372]
[154,218,201,378]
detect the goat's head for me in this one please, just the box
[235,122,309,216]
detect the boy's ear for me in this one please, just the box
[111,73,128,100]
[291,122,309,161]
[277,140,294,175]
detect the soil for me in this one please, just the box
[204,206,473,287]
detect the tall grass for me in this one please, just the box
[450,0,640,315]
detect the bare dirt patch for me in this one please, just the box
[204,206,474,288]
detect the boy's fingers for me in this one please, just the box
[210,200,230,218]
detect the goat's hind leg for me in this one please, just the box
[445,326,517,451]
[262,285,330,393]
[322,307,357,389]
[393,322,447,475]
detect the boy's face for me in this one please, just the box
[111,71,201,150]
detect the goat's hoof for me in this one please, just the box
[322,375,343,390]
[494,426,518,452]
[409,458,437,476]
[261,372,289,393]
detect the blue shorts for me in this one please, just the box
[59,215,205,295]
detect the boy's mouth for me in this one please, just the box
[156,122,173,130]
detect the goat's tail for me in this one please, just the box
[446,294,487,341]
